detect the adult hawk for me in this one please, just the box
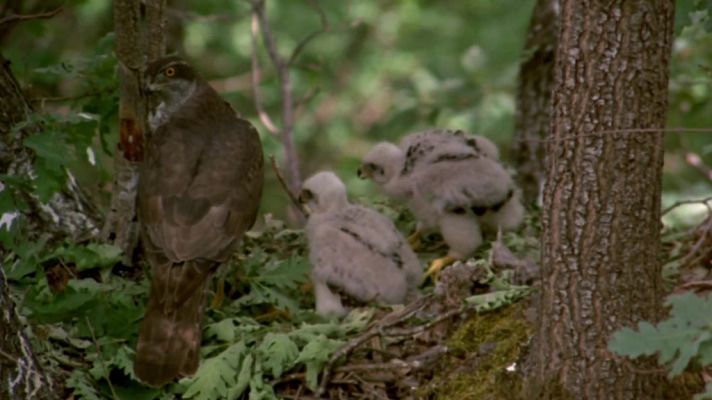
[134,56,263,387]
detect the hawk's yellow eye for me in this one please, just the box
[164,67,176,77]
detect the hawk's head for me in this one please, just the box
[144,56,202,130]
[145,56,199,95]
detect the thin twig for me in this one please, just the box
[30,89,115,106]
[0,348,17,364]
[0,6,63,27]
[678,280,712,291]
[334,345,448,374]
[270,155,309,217]
[287,0,329,66]
[662,196,712,215]
[294,87,321,117]
[386,305,467,337]
[317,295,433,396]
[685,151,712,182]
[85,317,118,400]
[250,0,301,195]
[678,216,712,269]
[250,12,279,136]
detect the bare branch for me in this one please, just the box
[270,155,308,217]
[317,295,433,396]
[662,196,712,216]
[0,6,62,27]
[249,0,302,196]
[250,12,279,136]
[287,0,329,66]
[685,151,712,182]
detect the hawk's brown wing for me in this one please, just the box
[134,88,263,387]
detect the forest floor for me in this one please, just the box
[8,202,712,399]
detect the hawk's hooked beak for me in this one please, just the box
[145,81,163,93]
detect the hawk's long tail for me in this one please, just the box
[134,260,214,387]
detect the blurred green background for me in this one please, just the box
[3,0,711,224]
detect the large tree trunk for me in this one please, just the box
[0,54,90,400]
[102,0,165,264]
[0,268,55,399]
[511,0,559,205]
[524,1,675,398]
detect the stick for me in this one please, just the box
[662,196,712,215]
[317,295,432,396]
[386,305,467,337]
[0,6,63,27]
[287,0,329,66]
[250,12,279,136]
[85,317,118,400]
[270,155,309,217]
[250,0,302,194]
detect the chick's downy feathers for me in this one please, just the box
[301,172,421,316]
[359,129,524,264]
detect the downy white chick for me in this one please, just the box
[300,171,422,317]
[358,129,524,280]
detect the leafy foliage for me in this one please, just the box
[2,0,711,399]
[609,293,712,399]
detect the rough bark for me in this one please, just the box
[524,1,675,399]
[511,0,559,205]
[102,0,165,264]
[0,55,99,245]
[0,268,55,400]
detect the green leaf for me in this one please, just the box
[25,279,101,323]
[32,158,66,202]
[66,370,101,400]
[227,353,253,400]
[4,236,47,280]
[255,257,310,289]
[294,334,343,390]
[204,317,262,342]
[609,323,660,358]
[46,242,122,271]
[24,131,68,165]
[182,341,247,399]
[609,293,712,378]
[257,333,299,377]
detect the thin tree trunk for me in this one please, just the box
[102,0,165,264]
[524,1,675,398]
[511,0,559,205]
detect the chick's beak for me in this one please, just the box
[357,166,368,179]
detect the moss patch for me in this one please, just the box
[421,303,532,399]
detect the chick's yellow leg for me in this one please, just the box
[422,255,458,284]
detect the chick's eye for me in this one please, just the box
[367,163,383,175]
[299,189,314,203]
[164,67,176,77]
